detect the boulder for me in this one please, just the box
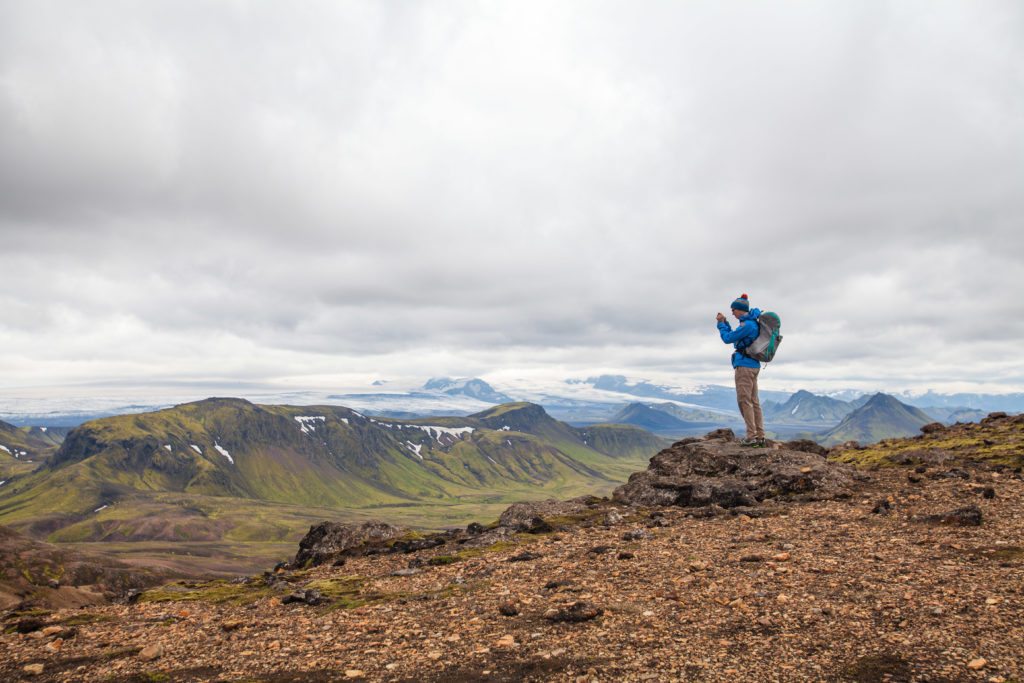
[613,433,856,510]
[544,601,603,623]
[497,498,589,532]
[919,506,983,527]
[294,521,408,567]
[782,439,829,456]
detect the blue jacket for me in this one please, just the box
[718,308,762,369]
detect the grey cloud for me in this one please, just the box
[1,1,1023,396]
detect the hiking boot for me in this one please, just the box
[739,438,760,447]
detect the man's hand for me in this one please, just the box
[716,312,726,323]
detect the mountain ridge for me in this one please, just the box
[818,393,933,446]
[0,398,667,551]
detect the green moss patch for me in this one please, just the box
[138,579,272,606]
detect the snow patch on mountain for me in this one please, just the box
[295,415,326,434]
[214,443,234,464]
[405,442,423,460]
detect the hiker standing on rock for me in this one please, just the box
[716,294,766,447]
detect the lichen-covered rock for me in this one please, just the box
[920,422,946,434]
[496,498,590,532]
[919,505,983,527]
[613,434,856,509]
[294,521,408,566]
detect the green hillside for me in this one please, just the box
[0,419,55,480]
[818,393,933,446]
[0,399,666,553]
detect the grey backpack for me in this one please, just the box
[742,311,783,362]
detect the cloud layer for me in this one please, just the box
[1,1,1022,397]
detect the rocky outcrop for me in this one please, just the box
[294,521,409,567]
[497,497,592,532]
[783,439,829,456]
[613,431,857,510]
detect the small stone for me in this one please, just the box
[498,602,520,617]
[138,643,164,662]
[391,568,421,577]
[985,597,999,605]
[506,551,542,563]
[14,618,45,634]
[268,640,281,651]
[799,467,813,474]
[617,551,635,560]
[41,626,63,637]
[44,638,63,652]
[23,664,44,676]
[496,635,517,647]
[344,670,365,679]
[221,619,244,632]
[544,601,603,623]
[427,651,443,660]
[772,552,791,562]
[967,658,987,670]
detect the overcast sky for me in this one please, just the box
[1,1,1022,402]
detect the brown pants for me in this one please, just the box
[735,367,765,440]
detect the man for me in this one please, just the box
[716,294,766,447]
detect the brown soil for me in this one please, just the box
[2,441,1022,682]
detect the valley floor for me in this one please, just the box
[2,466,1022,682]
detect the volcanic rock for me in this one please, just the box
[783,439,829,456]
[920,506,983,527]
[497,498,589,533]
[613,432,856,509]
[544,601,603,623]
[294,521,408,566]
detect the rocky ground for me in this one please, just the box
[1,417,1022,682]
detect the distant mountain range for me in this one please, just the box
[422,377,514,404]
[605,387,1005,445]
[1,374,1020,434]
[0,399,666,548]
[817,393,934,446]
[610,403,733,436]
[762,390,856,426]
[578,375,793,411]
